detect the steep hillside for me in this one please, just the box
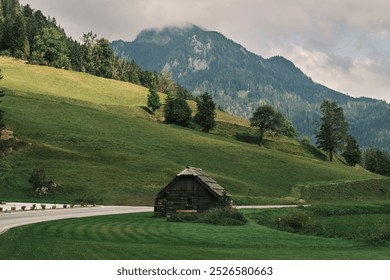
[0,57,385,205]
[112,25,390,151]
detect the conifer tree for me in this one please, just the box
[147,81,161,113]
[0,69,4,128]
[342,135,361,166]
[194,92,216,132]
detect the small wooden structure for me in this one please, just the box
[154,166,231,216]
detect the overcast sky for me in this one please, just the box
[19,0,390,102]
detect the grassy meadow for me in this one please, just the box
[1,57,390,260]
[1,57,386,206]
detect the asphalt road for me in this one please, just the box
[0,205,153,235]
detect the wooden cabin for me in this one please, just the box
[154,166,231,216]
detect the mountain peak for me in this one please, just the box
[134,24,205,45]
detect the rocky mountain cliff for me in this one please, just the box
[112,25,390,150]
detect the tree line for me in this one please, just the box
[311,100,390,176]
[148,85,216,133]
[0,0,192,98]
[249,101,390,177]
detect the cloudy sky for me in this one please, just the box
[19,0,390,102]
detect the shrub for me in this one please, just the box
[276,211,312,232]
[370,227,390,244]
[28,168,59,196]
[202,207,247,226]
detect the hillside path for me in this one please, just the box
[0,205,153,235]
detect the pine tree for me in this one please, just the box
[147,82,161,113]
[316,100,349,161]
[0,69,4,128]
[363,148,390,176]
[194,92,216,132]
[342,135,361,166]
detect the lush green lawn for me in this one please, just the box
[0,211,389,260]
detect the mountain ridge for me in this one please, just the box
[111,24,390,151]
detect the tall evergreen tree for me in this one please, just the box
[363,148,390,176]
[147,81,161,113]
[2,14,28,57]
[342,135,361,166]
[194,92,216,132]
[0,69,5,128]
[0,0,29,58]
[316,100,349,161]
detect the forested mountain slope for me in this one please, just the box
[112,25,390,151]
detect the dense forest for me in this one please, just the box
[0,0,192,98]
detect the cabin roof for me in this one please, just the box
[157,166,230,198]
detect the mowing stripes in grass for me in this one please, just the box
[1,212,390,259]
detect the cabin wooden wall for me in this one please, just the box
[165,176,217,216]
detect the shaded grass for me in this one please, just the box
[0,212,389,260]
[298,179,390,203]
[249,205,390,244]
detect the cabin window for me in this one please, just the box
[186,197,193,207]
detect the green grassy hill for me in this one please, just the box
[0,57,387,205]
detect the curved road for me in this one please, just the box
[0,205,153,235]
[0,203,305,235]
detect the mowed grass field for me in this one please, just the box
[1,56,386,205]
[0,211,389,260]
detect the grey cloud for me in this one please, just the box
[18,0,390,102]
